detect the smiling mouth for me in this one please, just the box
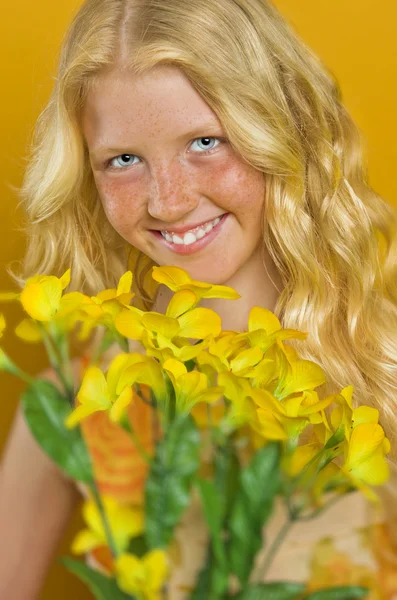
[159,215,223,246]
[150,213,229,254]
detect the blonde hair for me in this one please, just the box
[9,0,397,528]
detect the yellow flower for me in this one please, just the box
[75,271,135,341]
[342,420,391,489]
[272,339,327,401]
[20,269,72,321]
[217,371,258,430]
[65,353,146,427]
[151,265,240,302]
[71,496,143,556]
[116,288,222,364]
[114,550,169,600]
[233,306,308,353]
[162,358,224,414]
[116,354,167,406]
[0,313,5,338]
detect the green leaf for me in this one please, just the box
[195,480,229,598]
[235,582,306,600]
[60,557,133,600]
[303,587,369,600]
[189,543,228,600]
[145,414,200,548]
[324,425,345,449]
[197,478,226,567]
[228,442,281,586]
[21,380,93,483]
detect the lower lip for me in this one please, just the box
[150,213,229,255]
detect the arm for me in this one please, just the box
[0,359,82,600]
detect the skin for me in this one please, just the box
[82,64,284,331]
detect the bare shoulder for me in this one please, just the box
[0,358,83,598]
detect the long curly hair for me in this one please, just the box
[10,0,397,531]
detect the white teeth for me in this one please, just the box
[172,235,184,245]
[161,215,223,246]
[195,228,206,240]
[183,232,197,245]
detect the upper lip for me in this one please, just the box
[152,214,226,234]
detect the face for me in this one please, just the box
[81,65,266,285]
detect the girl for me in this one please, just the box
[1,0,397,597]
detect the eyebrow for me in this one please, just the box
[90,121,224,157]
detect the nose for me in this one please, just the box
[147,160,199,224]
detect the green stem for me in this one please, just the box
[256,513,295,581]
[88,481,119,559]
[120,418,152,465]
[295,491,345,521]
[39,324,75,405]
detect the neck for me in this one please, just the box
[151,246,284,333]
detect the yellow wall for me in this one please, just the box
[0,1,396,597]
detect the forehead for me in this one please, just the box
[81,65,222,147]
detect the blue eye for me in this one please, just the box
[190,137,220,152]
[106,137,222,170]
[109,154,139,169]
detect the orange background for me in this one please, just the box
[1,1,396,597]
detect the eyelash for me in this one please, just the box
[105,136,225,171]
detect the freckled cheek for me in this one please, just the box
[96,178,146,233]
[207,160,265,217]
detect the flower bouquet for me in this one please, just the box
[0,265,391,599]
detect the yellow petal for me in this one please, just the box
[351,405,379,427]
[254,408,289,440]
[15,319,42,342]
[249,387,286,415]
[114,553,144,595]
[230,346,263,374]
[114,306,145,340]
[151,265,192,289]
[65,401,108,429]
[248,306,281,335]
[107,353,143,399]
[95,289,117,303]
[166,289,197,319]
[340,385,354,409]
[199,283,240,300]
[109,386,134,422]
[71,529,103,554]
[118,358,166,402]
[20,280,62,321]
[178,307,221,339]
[78,366,110,408]
[345,422,390,485]
[163,358,187,380]
[194,386,224,406]
[346,422,385,465]
[278,360,327,400]
[143,550,170,590]
[58,292,91,316]
[0,292,19,301]
[175,339,209,362]
[142,312,180,338]
[117,271,133,295]
[0,313,6,337]
[59,269,71,290]
[113,506,144,542]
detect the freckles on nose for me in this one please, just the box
[149,171,196,215]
